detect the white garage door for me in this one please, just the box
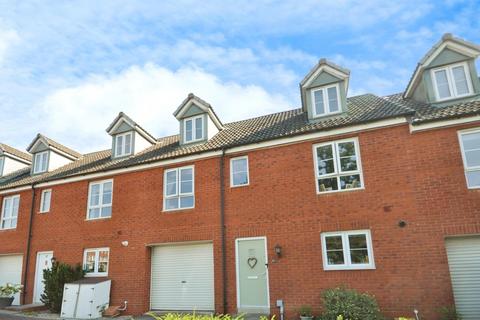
[0,255,23,305]
[445,237,480,320]
[150,242,214,311]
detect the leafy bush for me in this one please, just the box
[0,283,22,297]
[320,287,383,320]
[299,305,313,317]
[40,260,84,312]
[147,314,245,320]
[438,306,462,320]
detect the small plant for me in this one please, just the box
[320,287,383,320]
[299,305,313,317]
[0,283,22,297]
[147,313,246,320]
[41,259,85,312]
[438,306,462,320]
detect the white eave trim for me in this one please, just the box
[410,115,480,132]
[0,117,407,191]
[0,185,31,195]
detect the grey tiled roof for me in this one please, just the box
[0,143,32,162]
[1,92,480,190]
[28,134,82,159]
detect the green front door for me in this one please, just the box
[236,237,270,313]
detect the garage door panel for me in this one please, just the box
[446,237,480,320]
[151,243,214,311]
[0,255,23,305]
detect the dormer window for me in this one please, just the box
[114,132,133,158]
[0,157,3,175]
[184,115,204,143]
[311,84,341,117]
[432,62,473,101]
[33,151,48,174]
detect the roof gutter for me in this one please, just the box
[22,183,36,304]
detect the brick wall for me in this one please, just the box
[2,122,480,319]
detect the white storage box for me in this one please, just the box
[60,278,111,319]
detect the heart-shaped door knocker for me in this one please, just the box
[247,257,258,269]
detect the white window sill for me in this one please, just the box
[84,273,108,277]
[85,216,112,221]
[0,227,16,231]
[316,186,365,195]
[312,110,342,119]
[230,183,250,188]
[38,211,49,214]
[323,264,375,271]
[435,93,475,103]
[163,206,195,212]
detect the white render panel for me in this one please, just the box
[207,116,219,140]
[445,237,480,320]
[134,131,152,155]
[0,255,23,305]
[150,242,214,311]
[2,157,29,176]
[48,151,72,171]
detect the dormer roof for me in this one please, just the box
[27,134,81,160]
[300,58,350,88]
[106,112,157,143]
[0,143,32,163]
[404,33,480,98]
[173,93,224,130]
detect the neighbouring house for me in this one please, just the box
[1,33,480,320]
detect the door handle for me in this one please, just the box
[265,263,268,268]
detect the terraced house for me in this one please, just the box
[1,33,480,320]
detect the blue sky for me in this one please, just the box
[1,0,479,152]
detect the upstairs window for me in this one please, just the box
[311,84,341,118]
[230,156,249,187]
[87,180,113,219]
[1,195,20,230]
[164,166,194,211]
[321,230,375,270]
[432,62,473,101]
[0,157,4,175]
[33,151,48,174]
[459,129,480,188]
[83,248,109,276]
[114,132,133,158]
[184,115,204,143]
[40,189,52,213]
[313,138,363,193]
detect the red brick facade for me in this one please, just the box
[1,121,480,319]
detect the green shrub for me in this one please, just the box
[438,306,462,320]
[147,314,245,320]
[40,260,84,312]
[299,305,313,317]
[0,283,22,297]
[320,287,383,320]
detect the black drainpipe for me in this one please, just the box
[219,149,227,314]
[22,184,36,304]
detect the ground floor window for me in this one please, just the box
[321,230,375,270]
[83,247,109,276]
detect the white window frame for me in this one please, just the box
[33,151,49,174]
[312,137,364,194]
[311,83,342,118]
[230,156,250,187]
[39,189,52,213]
[321,229,375,271]
[431,62,473,102]
[458,128,480,189]
[1,195,20,230]
[0,157,4,176]
[83,247,109,277]
[183,115,204,143]
[163,165,195,211]
[86,179,113,220]
[114,132,133,158]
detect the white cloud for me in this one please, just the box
[39,64,293,153]
[0,24,19,65]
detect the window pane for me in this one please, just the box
[180,196,194,208]
[434,70,451,99]
[180,168,193,194]
[185,120,193,141]
[326,251,345,265]
[195,117,203,139]
[98,250,109,272]
[41,153,48,171]
[465,149,480,167]
[166,171,177,196]
[340,174,362,189]
[165,198,178,210]
[325,236,343,250]
[85,252,96,273]
[90,184,100,206]
[350,249,369,264]
[102,182,113,205]
[101,206,112,218]
[452,66,469,95]
[317,145,335,175]
[462,132,480,151]
[317,144,333,160]
[3,198,12,217]
[318,177,338,192]
[42,191,51,212]
[349,234,367,249]
[180,181,192,194]
[232,159,247,173]
[89,208,100,219]
[233,172,248,186]
[124,134,132,154]
[466,170,480,188]
[338,142,356,157]
[340,156,358,172]
[116,135,123,155]
[314,90,325,115]
[327,86,339,112]
[12,197,19,217]
[10,218,17,229]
